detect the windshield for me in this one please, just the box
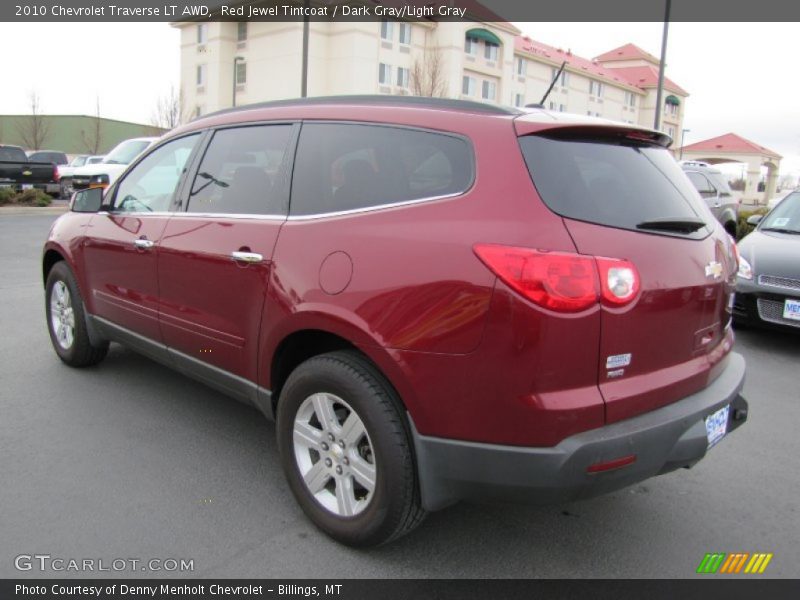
[104,140,151,165]
[87,156,104,165]
[69,156,87,167]
[519,134,713,237]
[761,192,800,233]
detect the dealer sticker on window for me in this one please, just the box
[705,405,730,448]
[783,298,800,321]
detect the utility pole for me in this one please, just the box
[301,0,310,97]
[654,0,671,131]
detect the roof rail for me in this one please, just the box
[204,95,523,118]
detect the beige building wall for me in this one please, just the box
[175,21,685,142]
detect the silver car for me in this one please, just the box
[734,190,800,331]
[682,161,739,237]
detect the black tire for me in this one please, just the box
[59,179,71,200]
[45,261,109,367]
[276,350,425,547]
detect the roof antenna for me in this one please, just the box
[535,61,567,107]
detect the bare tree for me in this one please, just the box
[411,47,448,98]
[151,86,187,131]
[16,92,51,150]
[80,96,104,154]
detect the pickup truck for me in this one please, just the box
[71,137,157,192]
[0,145,60,194]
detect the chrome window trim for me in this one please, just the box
[286,191,463,221]
[97,210,287,221]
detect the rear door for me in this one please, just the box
[518,129,737,423]
[157,123,297,383]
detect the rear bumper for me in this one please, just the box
[411,352,747,511]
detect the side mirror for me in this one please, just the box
[746,214,763,226]
[70,188,103,213]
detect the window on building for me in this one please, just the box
[114,134,201,213]
[549,101,557,110]
[399,23,411,45]
[482,80,496,101]
[667,126,676,139]
[381,21,393,41]
[188,125,294,215]
[514,93,524,107]
[379,63,392,86]
[196,64,206,87]
[625,91,636,107]
[589,80,604,97]
[197,23,207,44]
[462,75,476,97]
[290,123,474,216]
[237,22,247,42]
[465,36,479,55]
[552,67,569,87]
[194,106,203,118]
[396,67,410,89]
[484,42,499,61]
[665,102,679,116]
[559,104,566,112]
[235,61,247,85]
[516,57,526,76]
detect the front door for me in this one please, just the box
[157,123,296,383]
[82,133,202,341]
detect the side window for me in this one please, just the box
[290,123,473,216]
[686,171,717,197]
[113,134,200,213]
[187,125,293,215]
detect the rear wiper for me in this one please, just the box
[636,218,706,233]
[761,227,800,235]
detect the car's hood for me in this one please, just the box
[739,230,800,280]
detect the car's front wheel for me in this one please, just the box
[276,351,425,547]
[45,261,108,367]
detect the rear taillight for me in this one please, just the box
[53,165,60,182]
[473,244,639,313]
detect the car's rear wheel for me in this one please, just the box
[276,350,425,547]
[45,261,108,367]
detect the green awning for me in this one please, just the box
[466,28,502,46]
[665,94,681,106]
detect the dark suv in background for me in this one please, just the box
[43,97,747,546]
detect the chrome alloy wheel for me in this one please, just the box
[293,392,377,517]
[50,281,75,350]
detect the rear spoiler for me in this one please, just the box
[513,113,672,148]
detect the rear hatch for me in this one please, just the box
[516,123,737,423]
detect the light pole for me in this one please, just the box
[232,56,245,107]
[654,0,672,131]
[679,128,690,160]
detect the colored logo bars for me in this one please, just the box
[697,552,773,574]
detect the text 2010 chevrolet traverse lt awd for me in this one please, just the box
[43,97,747,546]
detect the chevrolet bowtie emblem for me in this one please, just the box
[705,261,723,279]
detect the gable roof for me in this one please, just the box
[681,133,782,159]
[600,65,689,96]
[514,37,644,93]
[594,43,660,65]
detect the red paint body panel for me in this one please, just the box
[45,100,741,451]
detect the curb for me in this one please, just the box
[0,205,69,216]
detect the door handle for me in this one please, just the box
[134,238,155,250]
[231,251,263,264]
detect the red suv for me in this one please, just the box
[43,97,747,546]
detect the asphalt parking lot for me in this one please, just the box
[1,212,798,579]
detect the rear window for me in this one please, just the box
[290,123,473,216]
[0,146,27,162]
[29,152,67,165]
[519,134,712,236]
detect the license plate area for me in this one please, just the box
[783,298,800,321]
[705,405,730,448]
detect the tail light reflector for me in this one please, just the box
[474,244,640,312]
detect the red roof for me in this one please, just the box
[514,37,643,92]
[600,65,688,96]
[681,133,782,159]
[594,43,660,65]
